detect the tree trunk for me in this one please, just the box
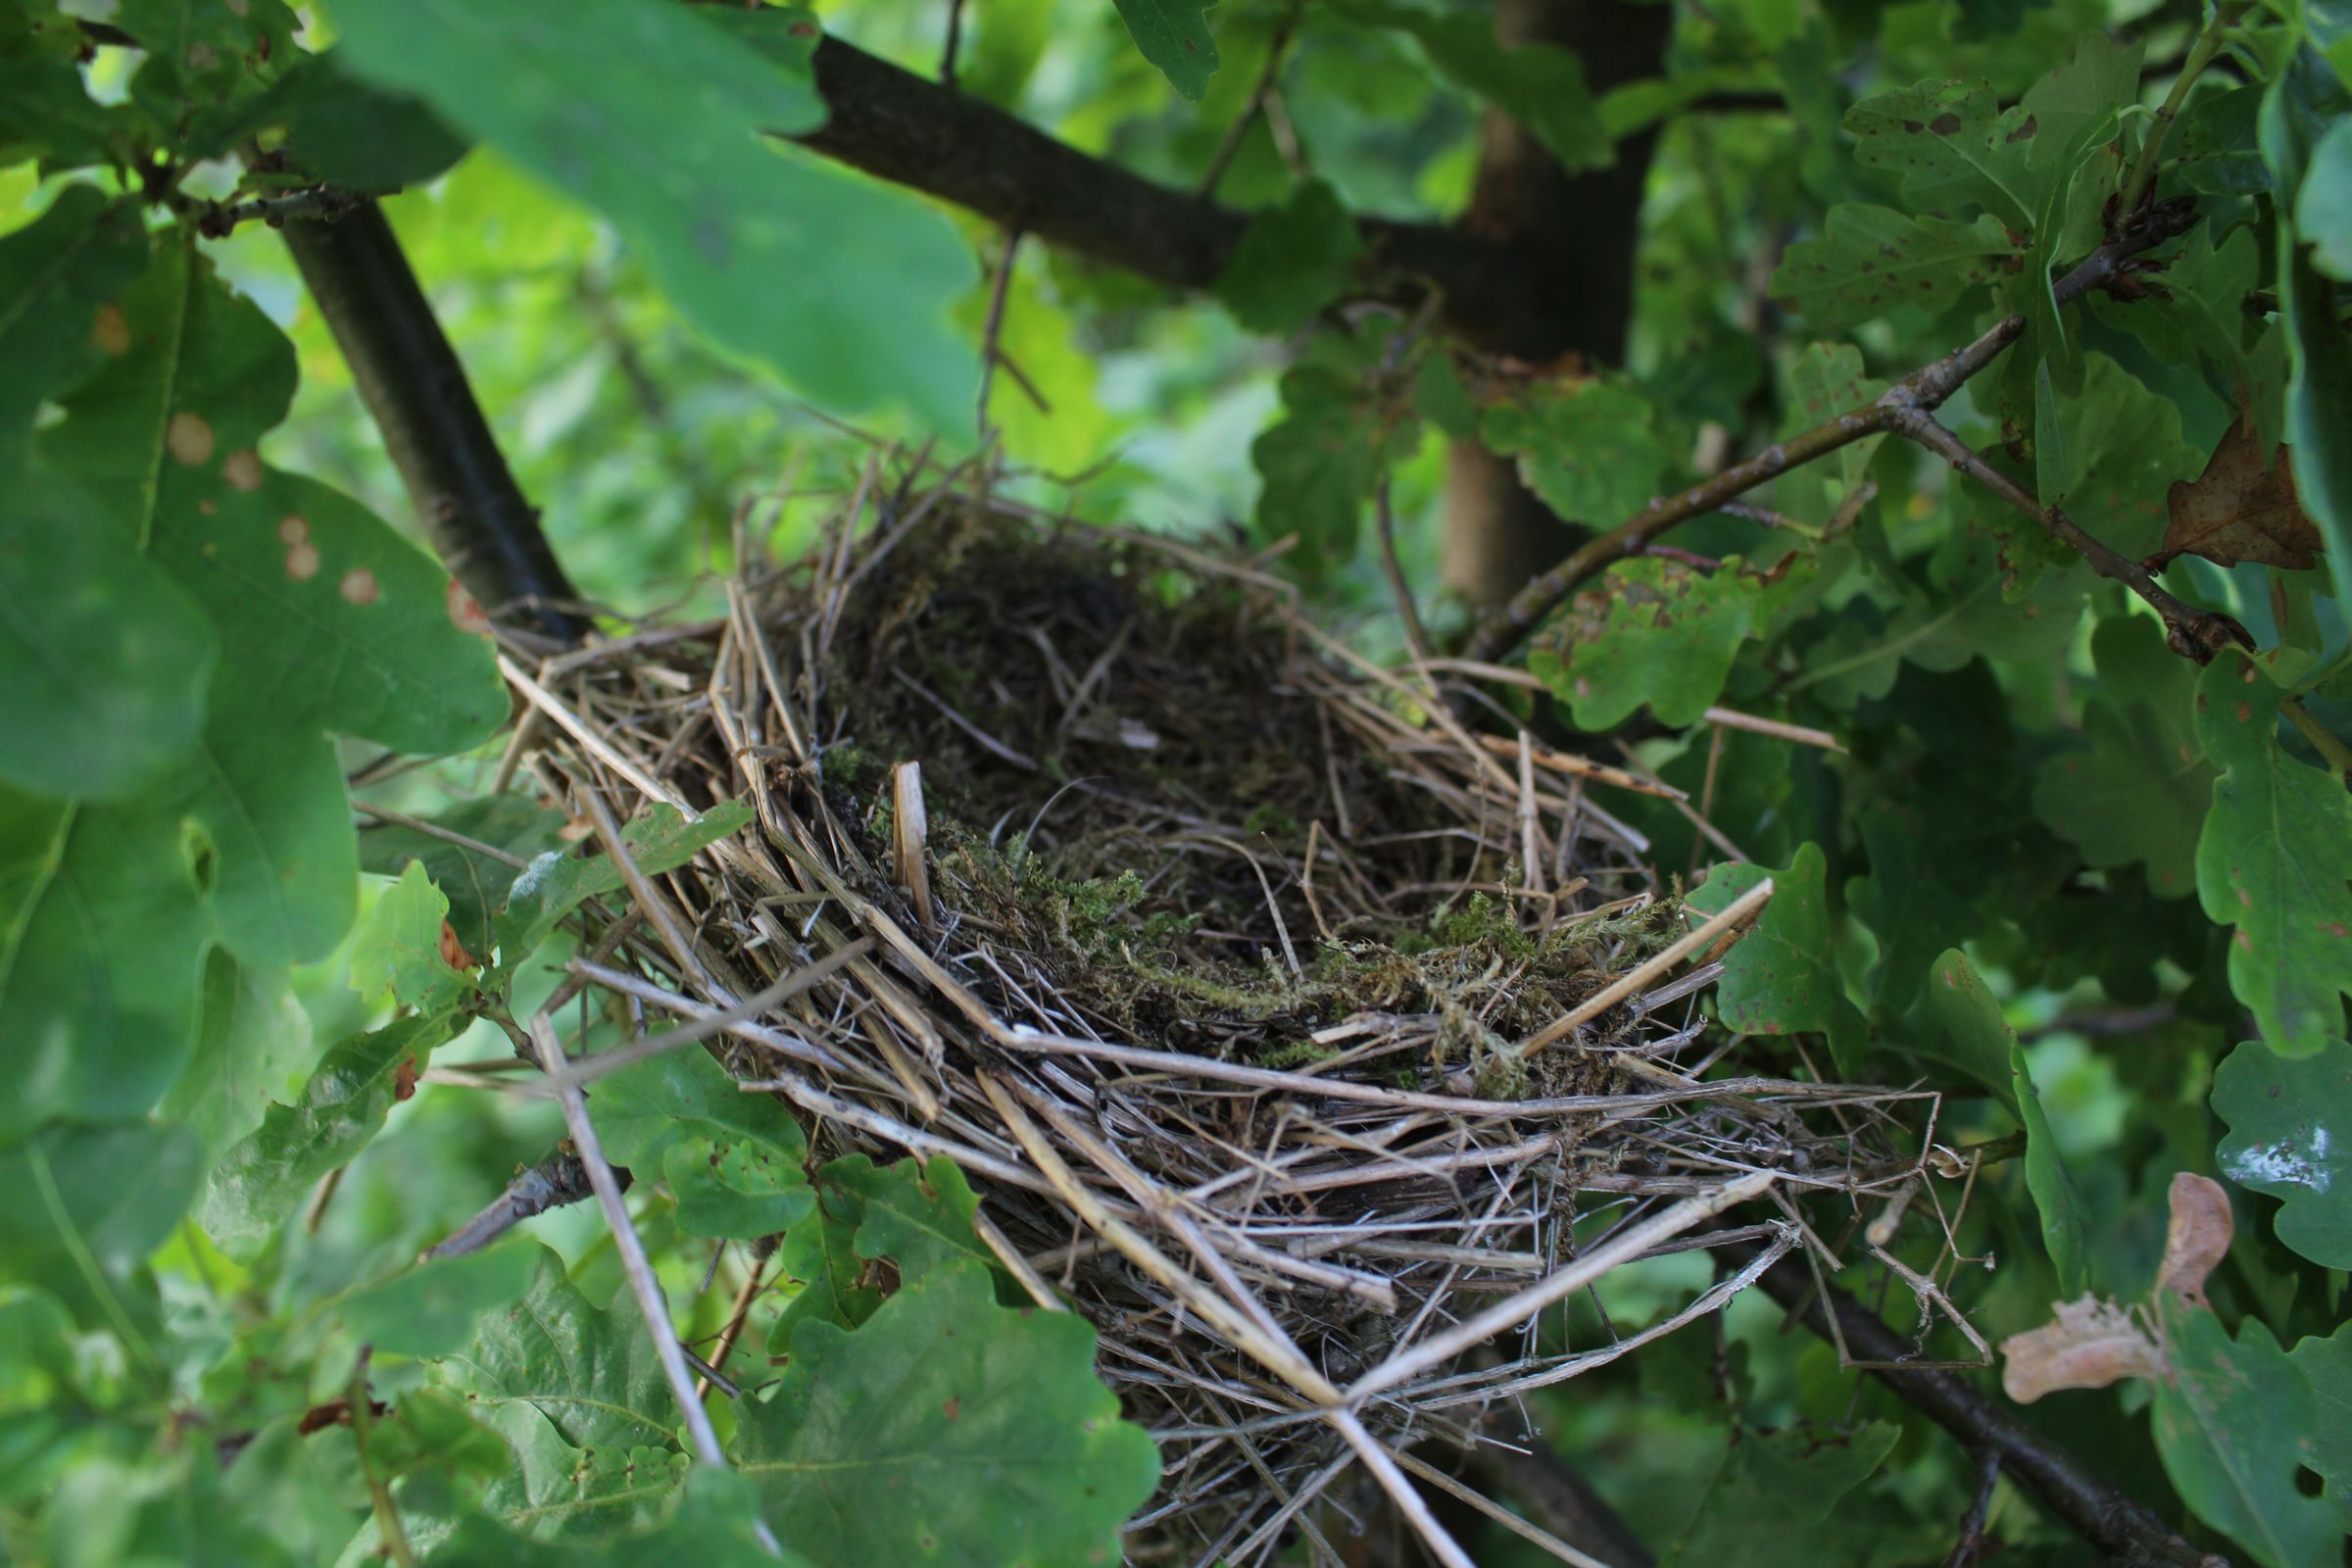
[1441,0,1673,607]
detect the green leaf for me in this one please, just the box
[2263,53,2352,576]
[1686,845,1866,1075]
[0,1120,202,1335]
[736,1260,1159,1566]
[2176,85,2268,196]
[2049,355,2204,560]
[0,187,149,472]
[1662,1422,1898,1568]
[1482,378,1669,528]
[1214,178,1361,335]
[350,862,479,1013]
[1336,0,1607,171]
[0,0,134,171]
[2151,1298,2342,1568]
[1845,798,1978,1017]
[429,1468,803,1567]
[0,475,216,803]
[339,1244,544,1358]
[2194,657,2352,1057]
[768,1166,887,1344]
[117,0,303,160]
[199,1009,455,1254]
[1769,206,2017,329]
[593,1042,811,1242]
[494,800,753,961]
[2033,615,2215,899]
[2290,1323,2352,1518]
[2212,1037,2352,1269]
[1529,554,1812,731]
[1920,949,2088,1294]
[157,952,314,1162]
[2091,220,2258,392]
[1108,0,1219,100]
[1250,351,1386,578]
[1846,79,2036,228]
[2300,119,2352,278]
[357,795,569,960]
[1779,342,1886,523]
[400,1245,708,1551]
[0,783,215,1141]
[830,1153,991,1279]
[331,0,978,425]
[273,53,468,192]
[32,239,508,973]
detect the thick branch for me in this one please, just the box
[793,37,1574,357]
[1462,198,2202,663]
[282,203,588,642]
[1732,1240,2220,1568]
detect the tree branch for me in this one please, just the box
[791,36,1577,357]
[282,203,589,643]
[1462,197,2203,663]
[419,1145,603,1261]
[1886,407,2249,660]
[1728,1238,2222,1568]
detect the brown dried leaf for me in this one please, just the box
[2158,420,2325,571]
[1999,1294,2168,1402]
[2155,1170,2233,1307]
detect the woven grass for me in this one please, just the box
[504,476,1926,1565]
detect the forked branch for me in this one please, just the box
[1462,198,2203,664]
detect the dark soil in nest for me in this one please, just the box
[798,511,1670,1097]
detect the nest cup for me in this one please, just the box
[518,479,1911,1561]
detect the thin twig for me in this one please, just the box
[420,1146,599,1261]
[1886,407,2248,660]
[1726,1234,2221,1567]
[1512,879,1775,1056]
[1375,476,1436,673]
[1198,5,1302,200]
[1464,199,2200,663]
[523,1015,783,1558]
[2119,5,2246,219]
[347,1349,417,1568]
[977,226,1024,441]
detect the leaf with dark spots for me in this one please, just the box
[2158,418,2325,571]
[1771,206,2018,329]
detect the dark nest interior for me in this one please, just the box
[510,477,1925,1565]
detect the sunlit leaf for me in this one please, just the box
[494,800,753,961]
[331,0,978,425]
[2213,1037,2352,1268]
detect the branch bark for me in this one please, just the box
[792,36,1570,357]
[1441,0,1673,606]
[1730,1237,2225,1568]
[282,202,588,643]
[1462,197,2206,664]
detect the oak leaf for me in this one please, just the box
[2000,1295,2168,1402]
[2156,419,2324,570]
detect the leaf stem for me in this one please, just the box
[2282,695,2352,786]
[2118,5,2243,220]
[348,1351,418,1568]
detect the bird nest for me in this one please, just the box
[511,479,1919,1564]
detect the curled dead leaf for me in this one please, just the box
[2154,1170,2231,1307]
[437,918,479,973]
[2156,419,2324,572]
[1999,1295,2167,1402]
